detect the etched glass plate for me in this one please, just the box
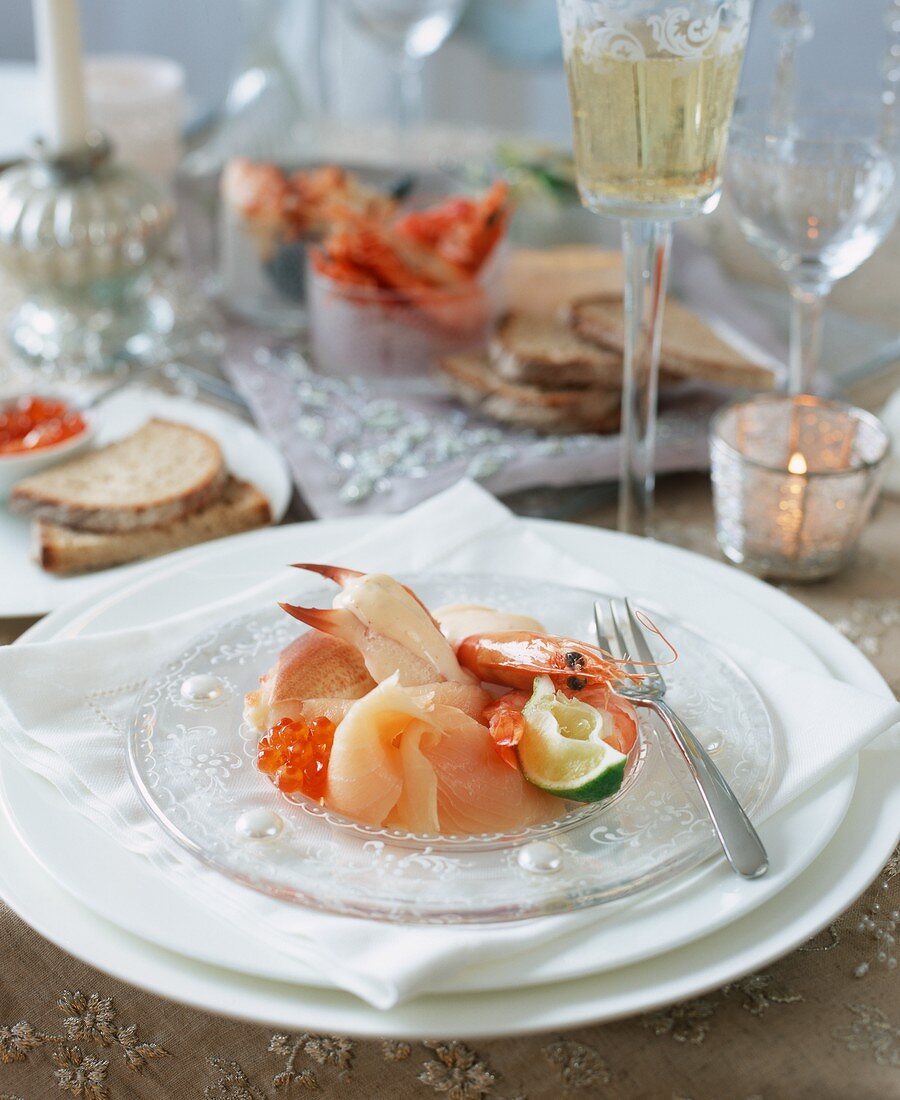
[127,575,775,923]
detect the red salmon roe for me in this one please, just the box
[0,396,86,455]
[257,715,335,801]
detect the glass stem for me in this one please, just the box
[396,55,424,129]
[787,283,827,394]
[618,219,673,536]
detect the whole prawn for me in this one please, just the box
[456,629,649,768]
[456,630,640,694]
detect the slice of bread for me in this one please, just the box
[10,419,227,532]
[490,313,623,390]
[505,246,623,318]
[35,477,272,575]
[439,352,621,434]
[569,297,776,391]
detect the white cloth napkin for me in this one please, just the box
[0,481,898,1009]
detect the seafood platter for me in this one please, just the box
[129,564,773,923]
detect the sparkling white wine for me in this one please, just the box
[565,34,744,213]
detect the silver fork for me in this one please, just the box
[595,598,769,879]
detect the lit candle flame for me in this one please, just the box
[788,451,807,475]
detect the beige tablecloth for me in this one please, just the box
[0,470,898,1100]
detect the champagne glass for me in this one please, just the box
[556,0,754,534]
[339,0,468,127]
[726,93,900,395]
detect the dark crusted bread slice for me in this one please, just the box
[505,246,623,318]
[10,419,227,532]
[569,297,776,391]
[35,477,272,575]
[439,352,621,434]
[489,313,623,390]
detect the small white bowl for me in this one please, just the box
[0,408,95,500]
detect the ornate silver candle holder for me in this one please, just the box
[0,131,174,372]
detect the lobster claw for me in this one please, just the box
[290,562,437,625]
[291,563,364,588]
[278,603,363,648]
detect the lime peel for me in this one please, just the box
[518,676,627,802]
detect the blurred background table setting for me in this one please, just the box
[0,2,898,1098]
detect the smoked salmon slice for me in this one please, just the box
[325,677,562,834]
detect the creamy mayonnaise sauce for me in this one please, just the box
[334,574,471,682]
[433,603,546,647]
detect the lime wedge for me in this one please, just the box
[518,676,627,802]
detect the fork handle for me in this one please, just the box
[647,698,769,879]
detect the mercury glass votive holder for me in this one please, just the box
[710,395,890,582]
[0,131,174,373]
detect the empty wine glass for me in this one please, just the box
[726,92,900,394]
[339,0,467,126]
[181,0,318,175]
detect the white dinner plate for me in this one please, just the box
[0,389,292,617]
[1,522,854,985]
[0,751,856,994]
[2,518,891,1036]
[0,751,893,1041]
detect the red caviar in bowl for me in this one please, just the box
[257,715,335,801]
[0,396,86,455]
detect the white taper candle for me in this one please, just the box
[32,0,89,154]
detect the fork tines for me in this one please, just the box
[594,598,664,688]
